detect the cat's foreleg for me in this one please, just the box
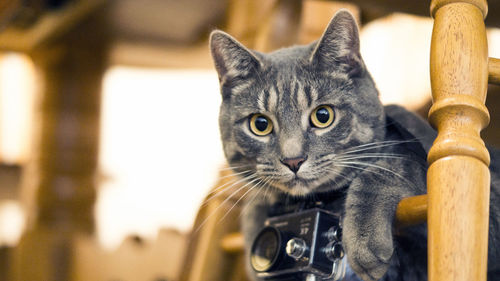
[342,170,417,281]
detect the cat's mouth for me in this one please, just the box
[269,167,347,196]
[289,175,311,185]
[255,164,335,196]
[274,176,315,196]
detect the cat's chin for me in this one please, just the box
[274,176,347,196]
[273,180,314,197]
[288,186,313,197]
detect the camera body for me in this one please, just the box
[250,208,346,280]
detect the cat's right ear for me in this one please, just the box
[310,10,364,77]
[210,31,262,84]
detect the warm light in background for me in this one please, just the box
[0,200,24,246]
[0,53,35,164]
[360,14,433,110]
[0,53,34,246]
[97,67,224,249]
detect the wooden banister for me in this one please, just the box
[489,57,500,85]
[220,194,428,253]
[395,194,427,228]
[428,1,491,281]
[220,232,244,253]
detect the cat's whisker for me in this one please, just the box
[206,172,256,198]
[338,152,407,157]
[194,176,261,233]
[334,163,387,178]
[354,139,417,149]
[325,166,351,181]
[339,140,418,155]
[334,154,407,162]
[315,152,408,169]
[320,166,355,189]
[239,178,269,219]
[314,159,339,174]
[262,182,273,201]
[217,169,253,180]
[220,177,267,223]
[338,160,415,187]
[217,164,253,171]
[337,140,403,152]
[201,173,257,207]
[315,141,409,162]
[262,176,279,199]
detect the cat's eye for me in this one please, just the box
[249,114,273,136]
[310,105,335,128]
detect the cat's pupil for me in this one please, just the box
[316,108,330,123]
[255,116,269,131]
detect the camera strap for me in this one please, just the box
[267,188,347,218]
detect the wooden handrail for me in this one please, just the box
[220,194,428,253]
[220,232,245,253]
[395,194,427,228]
[489,57,500,85]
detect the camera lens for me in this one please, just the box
[250,227,282,272]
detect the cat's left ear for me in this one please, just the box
[210,30,263,84]
[310,10,364,77]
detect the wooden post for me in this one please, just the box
[180,169,248,281]
[428,1,490,280]
[10,5,108,281]
[253,0,302,52]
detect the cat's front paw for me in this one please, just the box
[343,223,394,281]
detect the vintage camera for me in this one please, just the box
[250,208,346,280]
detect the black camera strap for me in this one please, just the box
[268,188,347,218]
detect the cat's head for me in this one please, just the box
[210,10,385,196]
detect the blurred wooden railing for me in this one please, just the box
[0,2,109,281]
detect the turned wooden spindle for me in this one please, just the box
[428,1,490,281]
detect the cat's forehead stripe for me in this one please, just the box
[257,90,266,111]
[296,81,309,109]
[310,86,318,104]
[291,81,298,103]
[263,89,270,110]
[276,80,284,104]
[268,83,279,112]
[302,83,312,108]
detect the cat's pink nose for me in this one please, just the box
[281,157,307,173]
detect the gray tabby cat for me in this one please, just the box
[209,10,500,281]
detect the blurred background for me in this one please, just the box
[0,0,500,280]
